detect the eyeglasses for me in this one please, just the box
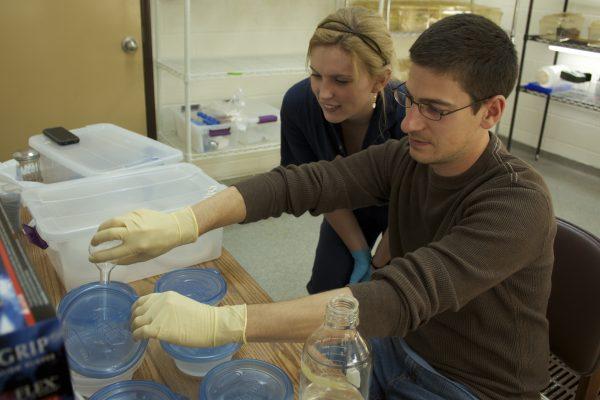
[392,82,492,121]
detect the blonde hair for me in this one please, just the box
[308,7,397,129]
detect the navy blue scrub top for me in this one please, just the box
[280,78,406,165]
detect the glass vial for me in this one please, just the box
[13,149,43,182]
[299,295,371,400]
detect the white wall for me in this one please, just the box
[153,0,600,168]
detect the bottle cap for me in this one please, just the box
[12,148,39,162]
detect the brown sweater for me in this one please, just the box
[235,134,556,400]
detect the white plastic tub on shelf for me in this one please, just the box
[29,123,183,183]
[21,163,224,290]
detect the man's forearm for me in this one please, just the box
[325,210,368,252]
[191,187,247,235]
[245,287,353,342]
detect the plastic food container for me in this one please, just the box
[589,20,600,46]
[162,341,241,377]
[199,359,294,400]
[539,12,585,41]
[29,123,183,183]
[155,268,227,305]
[89,380,184,400]
[21,163,224,290]
[395,5,437,32]
[57,282,148,397]
[155,268,240,376]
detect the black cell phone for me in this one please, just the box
[43,127,80,146]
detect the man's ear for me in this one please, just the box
[480,95,506,130]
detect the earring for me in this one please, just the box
[372,93,377,109]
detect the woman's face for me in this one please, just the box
[309,45,378,124]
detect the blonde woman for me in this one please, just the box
[280,7,406,293]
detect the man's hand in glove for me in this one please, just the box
[89,207,199,265]
[130,291,247,347]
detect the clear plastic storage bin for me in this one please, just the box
[57,282,148,398]
[29,123,183,183]
[172,99,280,153]
[21,163,224,290]
[389,2,502,32]
[539,12,585,41]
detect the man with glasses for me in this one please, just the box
[91,13,555,400]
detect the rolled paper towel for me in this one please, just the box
[536,65,567,88]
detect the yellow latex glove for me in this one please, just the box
[88,207,199,265]
[130,291,247,347]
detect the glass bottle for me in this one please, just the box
[13,149,43,183]
[299,295,371,400]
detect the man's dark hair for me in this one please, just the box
[409,13,518,112]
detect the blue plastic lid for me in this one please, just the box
[199,359,294,400]
[161,340,240,363]
[57,282,148,378]
[89,380,183,400]
[155,268,227,306]
[58,281,135,314]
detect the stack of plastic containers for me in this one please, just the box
[57,282,148,397]
[155,268,241,376]
[89,380,184,400]
[199,359,294,399]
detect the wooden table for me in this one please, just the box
[18,234,303,399]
